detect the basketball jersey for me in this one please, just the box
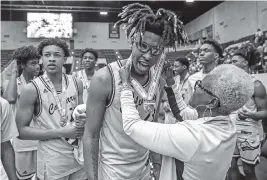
[73,70,93,103]
[31,74,83,178]
[236,76,264,138]
[99,60,163,180]
[13,75,38,152]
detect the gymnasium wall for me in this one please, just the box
[1,22,130,50]
[185,1,267,43]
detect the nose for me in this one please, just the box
[48,55,56,62]
[142,50,153,61]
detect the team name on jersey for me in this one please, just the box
[48,95,77,115]
[119,92,157,121]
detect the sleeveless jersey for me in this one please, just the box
[73,70,93,103]
[99,60,163,180]
[236,76,264,138]
[31,74,83,179]
[13,75,38,152]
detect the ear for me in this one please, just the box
[183,65,187,70]
[207,98,220,108]
[214,53,219,59]
[243,61,248,66]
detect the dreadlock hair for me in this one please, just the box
[114,3,188,49]
[37,38,70,57]
[81,48,98,60]
[12,46,40,65]
[234,43,261,67]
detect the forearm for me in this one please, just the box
[18,126,63,140]
[1,142,18,180]
[3,75,17,104]
[251,110,267,121]
[164,87,183,121]
[83,137,99,180]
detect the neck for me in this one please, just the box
[131,68,149,84]
[46,71,62,85]
[179,71,188,81]
[22,71,34,83]
[84,68,95,78]
[203,62,216,74]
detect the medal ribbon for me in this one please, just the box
[43,72,67,127]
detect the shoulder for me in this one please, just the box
[20,82,38,100]
[188,71,202,80]
[254,80,267,98]
[89,66,112,97]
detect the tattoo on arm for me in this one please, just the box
[91,138,99,180]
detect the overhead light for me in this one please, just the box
[186,0,194,2]
[100,12,108,15]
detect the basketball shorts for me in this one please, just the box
[233,130,261,165]
[55,168,87,180]
[15,150,37,180]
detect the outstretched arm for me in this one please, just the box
[83,67,112,179]
[120,89,200,161]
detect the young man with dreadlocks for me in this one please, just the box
[2,46,40,180]
[228,45,267,180]
[73,3,187,180]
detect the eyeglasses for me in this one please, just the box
[135,40,163,56]
[194,80,221,107]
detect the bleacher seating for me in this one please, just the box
[1,50,14,71]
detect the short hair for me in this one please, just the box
[37,38,70,57]
[203,40,223,58]
[81,48,98,60]
[11,46,40,65]
[114,3,188,48]
[233,43,261,67]
[203,64,254,115]
[175,57,190,69]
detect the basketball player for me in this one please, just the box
[1,97,19,180]
[79,3,187,180]
[187,40,223,100]
[229,46,267,180]
[72,48,98,103]
[2,46,40,180]
[15,38,86,180]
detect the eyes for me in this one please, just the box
[44,53,62,58]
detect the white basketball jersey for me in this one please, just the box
[74,70,92,103]
[13,75,38,152]
[99,60,163,180]
[31,74,83,176]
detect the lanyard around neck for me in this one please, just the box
[43,72,67,127]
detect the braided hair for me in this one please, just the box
[114,3,188,49]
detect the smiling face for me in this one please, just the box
[42,45,66,74]
[131,31,163,75]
